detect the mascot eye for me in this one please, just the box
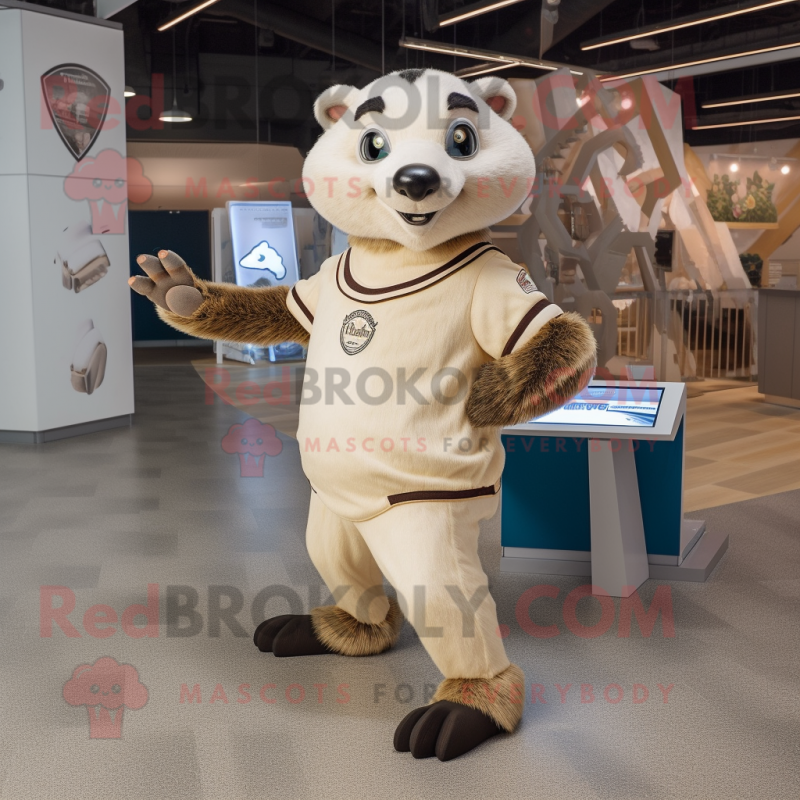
[360,130,391,162]
[90,684,100,694]
[112,684,121,694]
[446,122,478,159]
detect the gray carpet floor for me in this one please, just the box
[0,365,797,800]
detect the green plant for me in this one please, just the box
[739,252,763,287]
[707,173,736,222]
[707,170,777,223]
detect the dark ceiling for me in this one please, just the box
[28,0,800,150]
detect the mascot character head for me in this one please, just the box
[303,69,534,251]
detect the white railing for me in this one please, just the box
[612,289,758,382]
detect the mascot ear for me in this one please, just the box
[314,84,360,130]
[470,77,517,121]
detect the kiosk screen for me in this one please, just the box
[529,385,664,428]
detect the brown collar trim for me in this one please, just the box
[337,242,500,303]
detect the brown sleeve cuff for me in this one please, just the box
[290,286,314,324]
[501,299,557,357]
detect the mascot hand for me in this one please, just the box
[128,250,204,317]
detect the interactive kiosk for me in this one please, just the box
[211,201,305,364]
[501,381,728,597]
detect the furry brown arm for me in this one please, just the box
[158,283,309,347]
[466,311,597,428]
[129,250,309,347]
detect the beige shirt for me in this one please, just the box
[286,237,563,521]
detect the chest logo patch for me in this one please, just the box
[516,269,537,294]
[340,310,378,355]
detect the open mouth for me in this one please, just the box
[397,211,436,226]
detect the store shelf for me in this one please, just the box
[725,222,779,230]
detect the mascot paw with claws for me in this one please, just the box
[130,68,596,761]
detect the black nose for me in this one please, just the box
[392,164,441,202]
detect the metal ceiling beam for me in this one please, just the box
[485,0,618,59]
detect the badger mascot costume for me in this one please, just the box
[130,69,596,761]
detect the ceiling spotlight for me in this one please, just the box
[620,95,634,110]
[159,101,193,123]
[160,28,193,123]
[730,162,740,172]
[124,86,136,98]
[782,164,791,174]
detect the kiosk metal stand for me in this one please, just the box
[501,381,728,597]
[588,439,649,597]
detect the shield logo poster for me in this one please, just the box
[41,64,110,161]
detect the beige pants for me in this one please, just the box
[305,492,510,680]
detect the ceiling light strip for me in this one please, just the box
[703,90,800,108]
[439,0,527,28]
[399,37,586,75]
[582,0,797,51]
[158,0,222,33]
[455,62,517,78]
[401,37,519,64]
[710,152,798,161]
[692,113,800,130]
[599,39,800,82]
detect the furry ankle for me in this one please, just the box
[310,596,403,656]
[430,664,525,732]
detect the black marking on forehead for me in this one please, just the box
[397,68,425,84]
[447,92,479,114]
[354,96,385,121]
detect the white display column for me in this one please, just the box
[0,3,134,442]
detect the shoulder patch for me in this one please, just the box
[516,269,537,294]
